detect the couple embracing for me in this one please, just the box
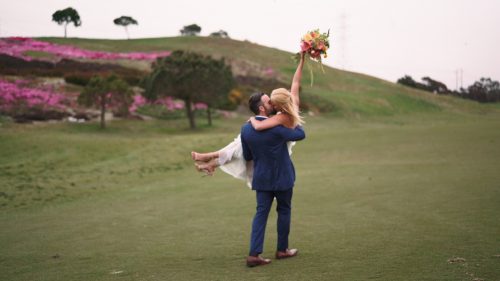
[191,52,306,267]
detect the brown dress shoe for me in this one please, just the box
[275,248,298,259]
[246,255,272,267]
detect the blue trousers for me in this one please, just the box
[249,189,293,256]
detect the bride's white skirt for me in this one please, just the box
[217,134,295,188]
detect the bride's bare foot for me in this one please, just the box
[191,151,217,162]
[194,158,219,176]
[195,162,215,176]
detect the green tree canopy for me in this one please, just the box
[144,50,234,129]
[397,75,418,88]
[421,77,449,94]
[113,16,138,40]
[209,30,230,38]
[78,75,133,129]
[52,7,81,38]
[180,24,202,36]
[466,77,500,103]
[397,75,449,94]
[197,57,234,125]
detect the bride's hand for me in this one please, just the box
[248,117,259,128]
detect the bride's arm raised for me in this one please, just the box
[290,51,305,110]
[249,114,289,131]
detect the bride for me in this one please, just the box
[191,52,305,187]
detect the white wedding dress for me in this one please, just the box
[217,134,295,188]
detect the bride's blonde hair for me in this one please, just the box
[270,88,304,127]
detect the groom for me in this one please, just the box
[241,92,306,267]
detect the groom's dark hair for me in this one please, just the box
[248,92,265,115]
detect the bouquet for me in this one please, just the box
[295,29,330,86]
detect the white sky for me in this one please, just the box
[1,0,499,89]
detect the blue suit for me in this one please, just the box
[241,116,305,256]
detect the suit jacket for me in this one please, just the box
[241,116,306,191]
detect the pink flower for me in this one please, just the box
[300,40,311,52]
[0,79,67,112]
[128,94,147,113]
[194,103,207,110]
[174,101,184,110]
[264,67,275,76]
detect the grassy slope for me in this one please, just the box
[38,36,500,118]
[1,113,500,280]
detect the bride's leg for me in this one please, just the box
[191,151,219,162]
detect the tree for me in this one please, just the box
[78,75,132,129]
[209,30,230,38]
[144,50,234,129]
[399,74,500,103]
[465,77,500,103]
[52,7,81,38]
[113,16,138,40]
[180,24,201,36]
[397,75,450,94]
[421,77,449,94]
[397,75,418,88]
[197,57,235,125]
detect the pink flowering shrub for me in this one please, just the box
[128,94,147,113]
[0,79,69,121]
[193,102,208,110]
[0,37,171,62]
[155,96,185,111]
[129,95,185,115]
[263,67,275,77]
[130,95,210,119]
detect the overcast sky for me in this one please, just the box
[1,0,499,89]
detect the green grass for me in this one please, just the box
[1,112,499,280]
[23,50,58,60]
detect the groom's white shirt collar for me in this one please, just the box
[256,115,268,119]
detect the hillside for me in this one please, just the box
[35,36,500,118]
[1,36,498,121]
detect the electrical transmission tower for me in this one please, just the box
[339,12,348,70]
[455,68,464,90]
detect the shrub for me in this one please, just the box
[0,79,70,122]
[0,54,146,86]
[64,74,91,86]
